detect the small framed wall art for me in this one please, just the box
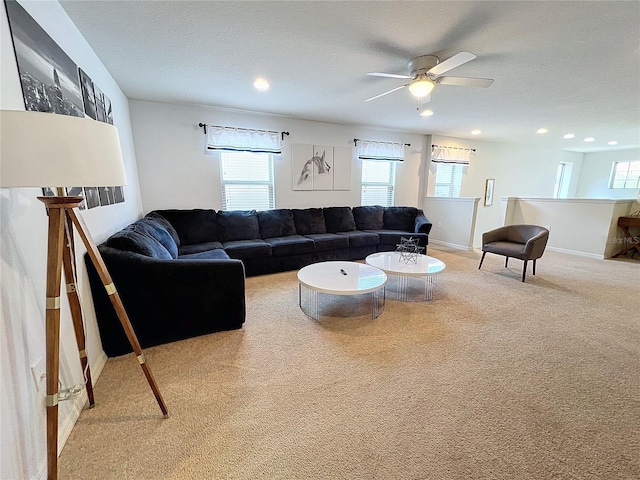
[484,178,495,206]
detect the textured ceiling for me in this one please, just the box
[59,1,640,153]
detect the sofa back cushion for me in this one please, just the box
[323,207,356,233]
[144,212,181,246]
[257,209,296,239]
[136,218,179,259]
[383,206,418,231]
[293,208,326,235]
[217,210,260,242]
[153,209,217,246]
[352,205,384,230]
[105,225,173,259]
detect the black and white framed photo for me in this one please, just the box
[78,68,97,120]
[66,187,86,210]
[5,0,84,117]
[84,187,100,209]
[113,186,125,203]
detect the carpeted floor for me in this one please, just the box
[58,248,639,480]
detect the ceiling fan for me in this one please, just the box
[365,51,493,103]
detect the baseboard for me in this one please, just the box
[429,239,474,251]
[545,246,603,259]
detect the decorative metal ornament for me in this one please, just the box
[396,236,424,264]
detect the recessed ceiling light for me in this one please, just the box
[419,108,434,117]
[471,129,481,135]
[536,128,548,134]
[584,137,595,142]
[607,140,618,145]
[253,78,269,92]
[563,133,575,139]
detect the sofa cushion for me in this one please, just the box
[293,208,326,235]
[303,233,350,252]
[336,230,379,248]
[153,209,218,246]
[263,235,315,256]
[222,239,272,259]
[217,210,261,242]
[144,212,181,246]
[258,209,297,239]
[353,205,384,230]
[136,218,179,259]
[105,225,172,259]
[323,207,356,233]
[178,241,224,256]
[383,206,418,231]
[177,249,231,260]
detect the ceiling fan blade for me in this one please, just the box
[428,51,477,76]
[367,72,412,79]
[436,76,494,88]
[364,84,408,102]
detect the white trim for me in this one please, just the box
[545,246,604,259]
[429,239,474,251]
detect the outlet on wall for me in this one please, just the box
[31,356,46,393]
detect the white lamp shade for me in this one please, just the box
[1,110,127,188]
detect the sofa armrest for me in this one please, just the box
[415,210,433,235]
[86,247,246,356]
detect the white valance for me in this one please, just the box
[206,126,282,153]
[431,145,473,165]
[357,139,405,162]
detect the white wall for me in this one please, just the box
[505,197,636,258]
[1,2,143,478]
[129,100,431,213]
[423,197,480,250]
[576,148,640,199]
[427,135,585,247]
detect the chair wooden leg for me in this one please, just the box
[533,259,537,276]
[522,260,528,282]
[478,251,487,269]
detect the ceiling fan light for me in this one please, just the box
[408,79,435,98]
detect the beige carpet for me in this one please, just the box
[59,248,639,480]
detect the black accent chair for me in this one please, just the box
[478,225,549,282]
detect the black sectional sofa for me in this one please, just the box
[87,205,431,356]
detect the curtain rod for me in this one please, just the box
[198,123,290,141]
[353,138,410,147]
[432,144,476,152]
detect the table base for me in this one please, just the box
[298,284,386,320]
[394,274,439,301]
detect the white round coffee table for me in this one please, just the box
[297,261,387,319]
[365,251,446,301]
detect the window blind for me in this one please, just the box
[433,163,463,197]
[220,151,274,210]
[361,159,396,207]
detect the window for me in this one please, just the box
[361,159,396,207]
[553,162,573,198]
[219,151,275,210]
[433,163,464,197]
[610,161,640,189]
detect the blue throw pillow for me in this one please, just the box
[137,218,179,258]
[106,226,172,259]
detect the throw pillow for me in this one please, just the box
[323,207,356,233]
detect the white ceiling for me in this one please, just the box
[59,1,640,153]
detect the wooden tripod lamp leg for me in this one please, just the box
[68,208,169,417]
[61,214,95,407]
[43,205,66,480]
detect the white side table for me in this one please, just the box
[365,251,446,301]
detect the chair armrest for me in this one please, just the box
[415,210,433,235]
[524,230,549,259]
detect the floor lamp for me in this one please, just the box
[0,110,168,480]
